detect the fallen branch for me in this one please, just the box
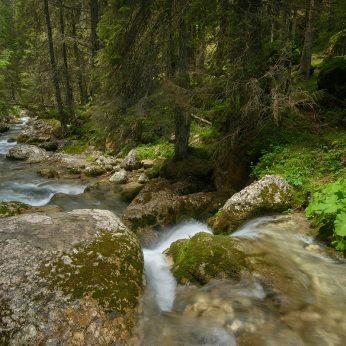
[191,114,212,125]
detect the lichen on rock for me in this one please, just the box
[212,175,291,235]
[0,209,144,346]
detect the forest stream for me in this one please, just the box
[1,120,346,345]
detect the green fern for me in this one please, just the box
[306,179,346,251]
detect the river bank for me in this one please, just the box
[1,116,346,345]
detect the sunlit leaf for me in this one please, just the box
[334,211,346,237]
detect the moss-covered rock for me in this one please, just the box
[84,165,107,176]
[167,232,250,286]
[120,183,144,202]
[212,175,291,235]
[172,192,228,223]
[0,209,144,346]
[317,57,346,99]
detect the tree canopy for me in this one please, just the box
[0,0,345,153]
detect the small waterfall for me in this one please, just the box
[143,221,212,311]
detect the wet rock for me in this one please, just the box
[212,175,291,235]
[120,149,141,171]
[84,165,106,177]
[7,137,17,143]
[0,209,144,346]
[172,192,228,223]
[167,232,251,286]
[6,145,50,163]
[121,178,178,246]
[37,168,59,179]
[109,169,128,184]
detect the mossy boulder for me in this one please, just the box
[172,192,228,223]
[167,232,250,286]
[121,178,178,246]
[317,57,346,99]
[0,209,144,346]
[212,175,291,235]
[84,165,107,177]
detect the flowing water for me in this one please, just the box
[137,216,346,346]
[1,119,346,345]
[0,118,127,215]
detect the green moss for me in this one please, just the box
[40,231,144,314]
[136,141,174,160]
[0,202,29,218]
[168,232,250,285]
[60,143,89,154]
[130,214,157,231]
[121,185,144,202]
[146,164,160,179]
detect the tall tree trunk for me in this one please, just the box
[90,0,99,97]
[174,104,190,160]
[71,7,88,105]
[59,0,75,122]
[298,0,316,79]
[43,0,66,132]
[174,0,191,160]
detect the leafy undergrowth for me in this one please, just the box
[135,141,174,160]
[251,116,346,251]
[305,179,346,251]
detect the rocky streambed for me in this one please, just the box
[1,116,346,345]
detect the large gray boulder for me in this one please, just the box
[6,145,49,163]
[212,175,291,234]
[0,209,144,346]
[120,149,141,171]
[109,169,128,184]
